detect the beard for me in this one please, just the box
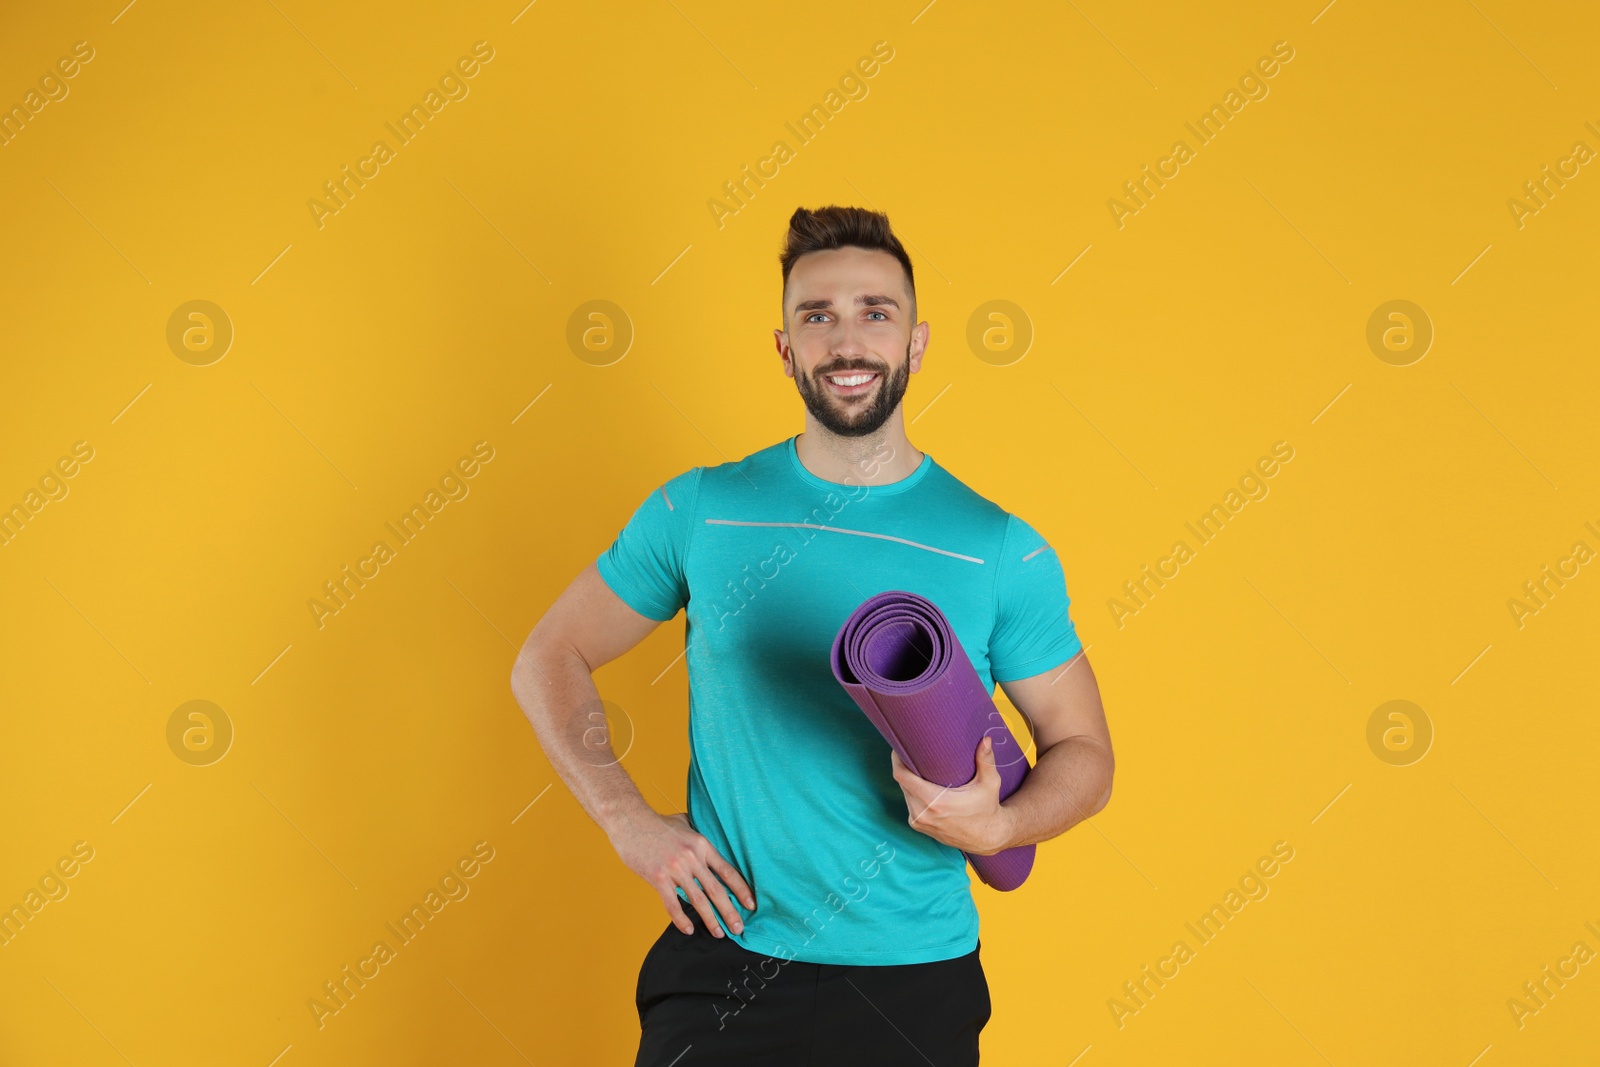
[794,343,912,438]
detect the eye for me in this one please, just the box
[866,310,888,321]
[805,312,828,323]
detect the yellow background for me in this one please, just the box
[2,0,1597,1063]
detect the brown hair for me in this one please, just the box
[779,205,916,328]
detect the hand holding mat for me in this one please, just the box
[830,589,1036,891]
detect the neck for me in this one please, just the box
[794,416,923,486]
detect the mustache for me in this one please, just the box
[816,363,887,377]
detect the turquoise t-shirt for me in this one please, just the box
[596,434,1082,965]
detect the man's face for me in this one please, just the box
[775,246,927,438]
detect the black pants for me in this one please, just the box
[634,907,990,1066]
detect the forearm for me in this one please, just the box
[509,642,655,838]
[992,735,1113,851]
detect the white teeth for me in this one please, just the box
[827,373,875,386]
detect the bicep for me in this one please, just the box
[517,561,670,675]
[997,650,1111,755]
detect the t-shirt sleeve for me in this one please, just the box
[595,467,703,622]
[989,512,1084,682]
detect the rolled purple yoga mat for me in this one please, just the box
[830,590,1036,892]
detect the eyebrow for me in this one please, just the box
[792,293,901,315]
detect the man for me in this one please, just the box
[510,205,1114,1065]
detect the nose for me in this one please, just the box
[831,314,871,361]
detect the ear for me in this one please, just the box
[774,327,794,377]
[908,320,930,374]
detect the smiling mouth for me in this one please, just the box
[822,371,880,396]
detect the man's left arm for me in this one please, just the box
[890,649,1114,855]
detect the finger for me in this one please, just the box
[662,890,695,935]
[705,851,756,911]
[958,740,993,788]
[680,877,726,938]
[695,861,748,933]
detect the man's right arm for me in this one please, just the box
[508,561,754,938]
